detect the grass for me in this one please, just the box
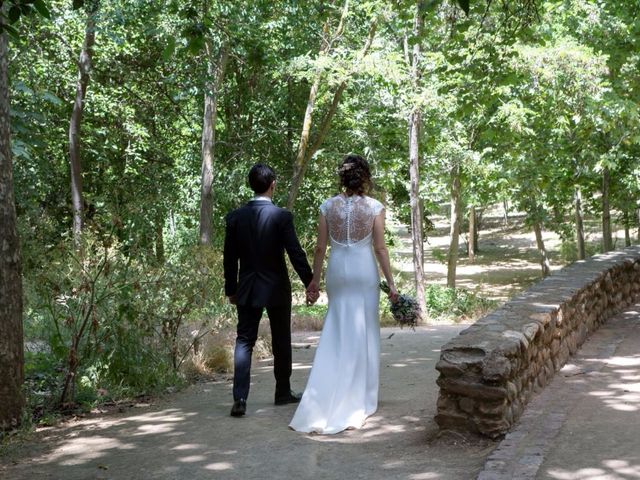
[289,283,496,331]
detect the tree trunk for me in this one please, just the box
[637,208,640,242]
[502,199,509,227]
[286,11,338,210]
[447,164,461,288]
[155,213,165,264]
[198,43,228,246]
[408,2,427,318]
[68,3,98,245]
[623,210,631,247]
[468,205,476,262]
[602,167,613,252]
[303,20,377,168]
[286,69,322,210]
[0,26,24,430]
[575,187,585,260]
[473,209,480,254]
[533,221,551,277]
[408,110,426,317]
[286,4,379,210]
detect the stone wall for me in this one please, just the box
[435,246,640,438]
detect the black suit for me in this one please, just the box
[223,199,312,401]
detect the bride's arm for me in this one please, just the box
[311,214,328,285]
[372,211,398,301]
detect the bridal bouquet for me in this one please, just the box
[379,281,421,330]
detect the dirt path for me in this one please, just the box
[391,208,566,302]
[1,326,496,480]
[4,208,635,479]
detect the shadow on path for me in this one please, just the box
[479,303,640,480]
[1,325,495,480]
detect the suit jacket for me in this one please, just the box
[223,199,313,308]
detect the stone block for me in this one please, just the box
[459,397,476,414]
[435,359,465,377]
[478,399,508,416]
[478,418,511,438]
[522,322,541,342]
[439,378,508,400]
[506,380,518,401]
[482,353,512,383]
[434,412,475,431]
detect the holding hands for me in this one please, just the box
[306,279,320,305]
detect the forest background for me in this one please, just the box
[0,0,639,431]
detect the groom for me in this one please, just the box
[223,163,318,417]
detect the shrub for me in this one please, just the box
[22,233,233,415]
[424,284,497,321]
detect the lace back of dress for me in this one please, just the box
[323,196,382,245]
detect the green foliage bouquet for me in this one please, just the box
[379,281,421,330]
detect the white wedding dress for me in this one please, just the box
[289,194,383,434]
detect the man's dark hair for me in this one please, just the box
[248,163,276,194]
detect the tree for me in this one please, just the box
[69,0,99,244]
[0,30,23,430]
[286,11,339,211]
[0,1,42,430]
[447,161,461,287]
[199,40,228,246]
[407,0,427,316]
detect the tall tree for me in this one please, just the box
[0,20,23,430]
[299,18,377,184]
[468,206,477,262]
[69,1,98,244]
[574,187,585,259]
[446,162,461,287]
[199,39,228,246]
[601,166,613,252]
[533,218,551,277]
[286,1,348,210]
[407,0,427,316]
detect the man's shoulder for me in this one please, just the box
[269,205,293,223]
[226,203,251,221]
[259,201,291,215]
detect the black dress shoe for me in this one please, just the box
[230,399,246,417]
[274,390,302,405]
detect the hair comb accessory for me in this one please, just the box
[338,162,355,173]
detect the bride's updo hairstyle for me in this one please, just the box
[339,154,372,196]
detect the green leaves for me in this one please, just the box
[0,0,52,37]
[162,36,177,60]
[455,0,470,15]
[186,33,204,54]
[8,6,23,24]
[33,0,51,18]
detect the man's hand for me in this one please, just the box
[228,295,237,305]
[306,280,320,305]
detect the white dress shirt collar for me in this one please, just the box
[253,195,272,202]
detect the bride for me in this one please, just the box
[289,154,398,434]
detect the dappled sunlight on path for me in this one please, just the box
[7,306,639,479]
[391,210,579,302]
[478,303,640,480]
[539,307,640,480]
[2,325,496,480]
